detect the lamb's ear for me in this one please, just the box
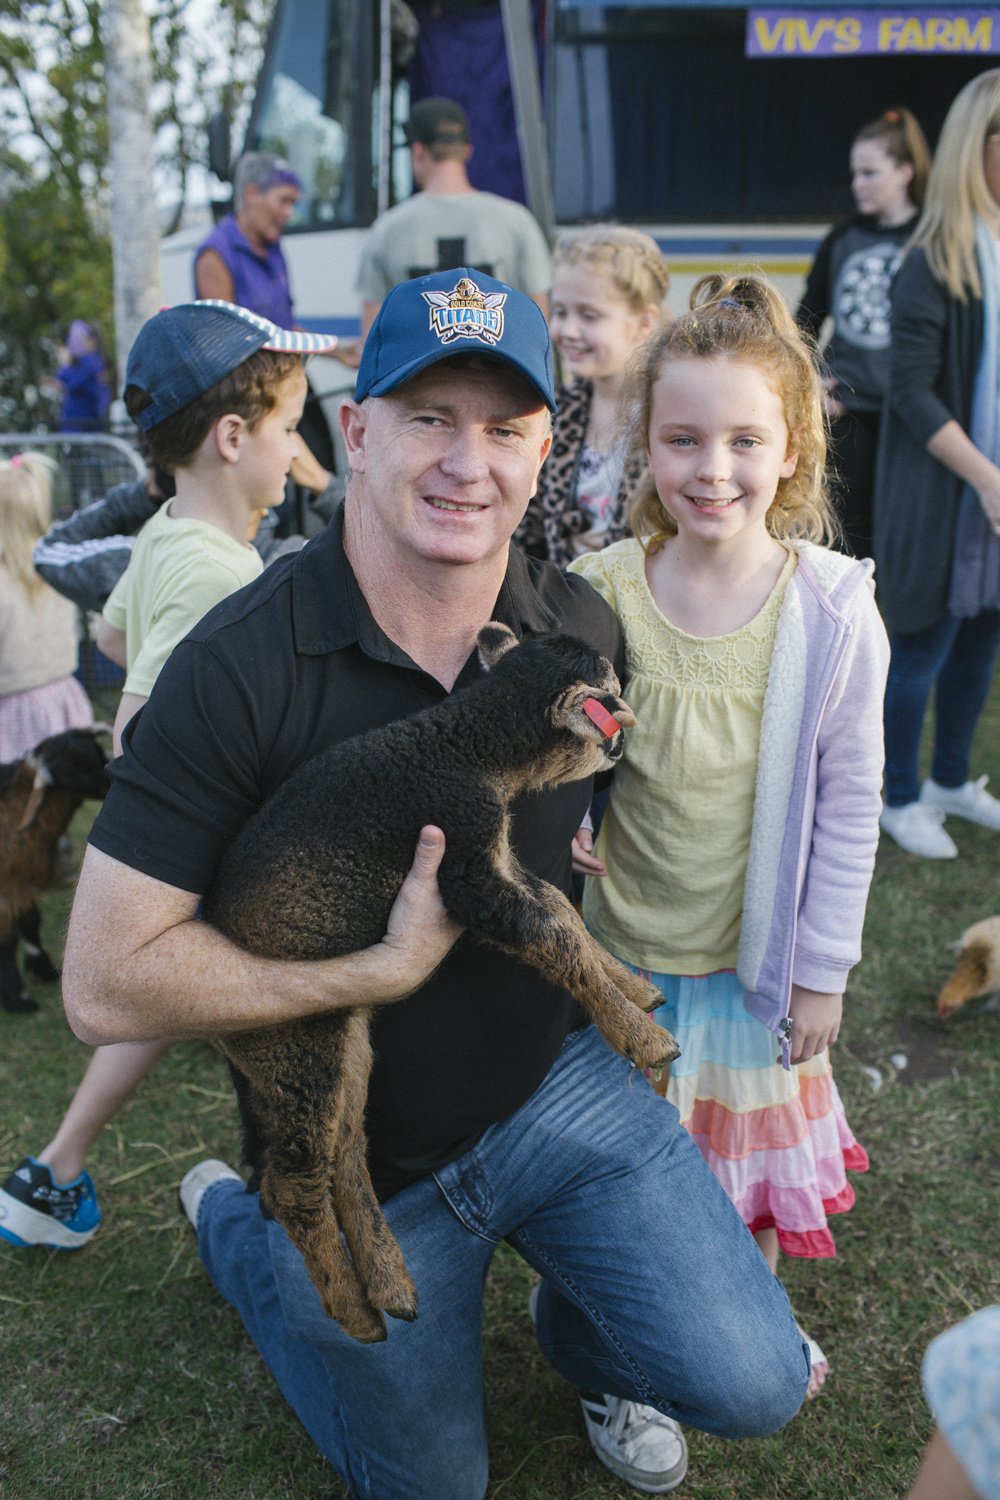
[477,621,518,672]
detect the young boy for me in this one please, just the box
[0,300,336,1251]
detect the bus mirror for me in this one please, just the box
[208,110,232,183]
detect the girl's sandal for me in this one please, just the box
[797,1323,831,1399]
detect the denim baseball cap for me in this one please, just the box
[125,300,338,431]
[355,269,556,411]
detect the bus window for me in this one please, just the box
[245,0,375,230]
[550,4,988,224]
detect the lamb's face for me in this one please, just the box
[477,624,636,789]
[546,664,636,782]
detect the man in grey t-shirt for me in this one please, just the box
[356,98,551,341]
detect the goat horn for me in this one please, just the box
[91,722,114,737]
[17,761,52,831]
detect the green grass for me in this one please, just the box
[2,683,999,1499]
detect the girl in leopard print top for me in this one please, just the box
[515,226,670,566]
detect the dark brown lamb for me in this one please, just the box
[203,623,679,1343]
[1,728,110,1013]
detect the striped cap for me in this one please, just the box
[125,300,338,431]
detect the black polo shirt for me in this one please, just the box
[90,505,625,1199]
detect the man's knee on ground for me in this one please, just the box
[695,1330,809,1439]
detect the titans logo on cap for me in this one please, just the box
[422,277,506,347]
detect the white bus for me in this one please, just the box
[160,0,992,442]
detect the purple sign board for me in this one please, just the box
[747,8,1000,54]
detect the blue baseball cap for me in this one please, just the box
[125,300,338,431]
[355,269,556,411]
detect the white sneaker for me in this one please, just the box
[179,1159,243,1229]
[921,775,1000,831]
[579,1392,689,1493]
[528,1284,688,1493]
[879,801,958,859]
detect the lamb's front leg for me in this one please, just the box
[451,862,678,1071]
[519,869,670,1019]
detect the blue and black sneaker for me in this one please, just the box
[0,1157,101,1249]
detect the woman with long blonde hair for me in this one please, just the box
[876,69,1000,859]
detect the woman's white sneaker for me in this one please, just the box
[880,801,958,859]
[921,775,1000,830]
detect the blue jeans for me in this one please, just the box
[884,609,1000,807]
[196,1024,808,1499]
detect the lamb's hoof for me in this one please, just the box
[382,1288,419,1323]
[365,1267,419,1323]
[630,1022,681,1070]
[2,992,39,1014]
[658,1029,681,1064]
[334,1299,388,1344]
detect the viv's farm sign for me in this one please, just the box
[747,7,1000,53]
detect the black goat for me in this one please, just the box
[1,728,110,1013]
[204,624,679,1343]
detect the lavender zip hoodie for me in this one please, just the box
[738,543,889,1065]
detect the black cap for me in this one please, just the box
[404,97,470,147]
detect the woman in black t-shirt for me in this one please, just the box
[796,108,932,559]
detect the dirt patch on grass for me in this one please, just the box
[853,1013,966,1084]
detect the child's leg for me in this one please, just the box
[754,1226,830,1399]
[0,1040,172,1250]
[38,1039,172,1182]
[754,1225,779,1274]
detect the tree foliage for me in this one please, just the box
[0,0,273,430]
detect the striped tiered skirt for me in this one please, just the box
[640,967,868,1258]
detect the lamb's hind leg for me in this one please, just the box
[225,1025,387,1344]
[458,864,678,1071]
[260,1144,388,1343]
[327,1012,418,1324]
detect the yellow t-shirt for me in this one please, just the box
[569,539,794,975]
[102,500,262,698]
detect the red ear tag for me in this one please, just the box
[582,697,622,740]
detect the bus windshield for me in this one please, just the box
[243,0,377,230]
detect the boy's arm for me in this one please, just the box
[33,476,161,612]
[95,618,127,668]
[111,693,147,755]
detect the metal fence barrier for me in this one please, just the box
[0,431,144,512]
[1,432,146,699]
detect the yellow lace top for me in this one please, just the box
[568,538,796,974]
